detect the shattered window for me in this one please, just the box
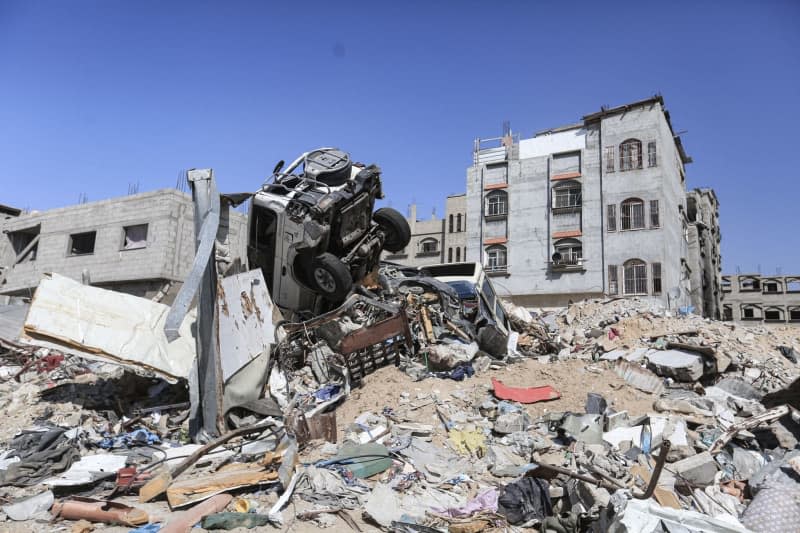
[623,259,647,295]
[122,224,148,250]
[69,231,96,256]
[652,263,662,295]
[7,225,40,262]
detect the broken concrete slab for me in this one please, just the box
[668,451,718,487]
[646,349,704,382]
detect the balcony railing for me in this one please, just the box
[485,263,508,274]
[550,255,584,270]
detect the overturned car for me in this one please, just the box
[247,148,411,316]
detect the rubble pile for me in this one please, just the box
[0,288,798,532]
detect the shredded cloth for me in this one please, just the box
[498,477,552,525]
[742,483,800,533]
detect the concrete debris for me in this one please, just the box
[0,233,799,532]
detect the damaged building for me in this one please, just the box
[0,189,248,302]
[721,273,800,323]
[465,95,722,315]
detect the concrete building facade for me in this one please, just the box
[383,194,468,268]
[686,189,722,318]
[721,274,800,323]
[0,189,247,302]
[465,96,720,313]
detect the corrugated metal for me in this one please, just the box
[476,147,507,164]
[217,269,275,381]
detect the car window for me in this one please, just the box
[495,299,508,328]
[446,280,478,300]
[481,277,497,308]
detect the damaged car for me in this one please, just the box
[247,148,411,316]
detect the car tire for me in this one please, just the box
[310,253,353,300]
[373,207,411,252]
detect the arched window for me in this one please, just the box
[553,238,582,265]
[623,259,648,295]
[448,215,454,233]
[448,247,453,263]
[552,181,582,209]
[455,247,461,262]
[486,245,507,272]
[764,306,784,322]
[456,213,462,232]
[619,138,643,171]
[741,303,761,320]
[620,198,645,230]
[419,238,439,255]
[485,191,508,216]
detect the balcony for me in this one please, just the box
[550,254,585,271]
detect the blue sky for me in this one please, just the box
[1,1,798,274]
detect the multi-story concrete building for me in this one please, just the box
[686,189,722,318]
[721,274,800,323]
[0,189,247,302]
[383,194,468,267]
[465,96,720,313]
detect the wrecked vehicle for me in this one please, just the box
[421,262,512,356]
[247,148,411,316]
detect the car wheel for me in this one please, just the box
[310,253,353,300]
[373,207,411,252]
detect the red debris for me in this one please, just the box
[491,378,561,404]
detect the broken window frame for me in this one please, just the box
[607,204,617,232]
[723,305,733,321]
[623,259,648,295]
[553,238,582,266]
[7,225,40,263]
[620,198,645,230]
[650,200,660,228]
[619,139,643,171]
[647,141,657,167]
[68,231,97,256]
[485,191,508,217]
[652,262,662,295]
[787,278,800,293]
[608,265,619,295]
[121,223,149,251]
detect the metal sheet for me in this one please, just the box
[21,273,196,381]
[218,269,275,382]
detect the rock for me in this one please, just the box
[494,412,529,434]
[646,350,704,382]
[669,451,718,487]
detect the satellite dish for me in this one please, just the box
[552,252,562,264]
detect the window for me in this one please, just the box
[741,304,761,320]
[553,238,582,266]
[69,231,97,256]
[623,259,648,295]
[763,281,780,294]
[647,141,657,167]
[448,247,453,263]
[650,200,660,228]
[621,198,645,230]
[605,146,615,173]
[652,263,662,295]
[456,213,462,232]
[553,184,581,209]
[463,247,466,260]
[456,247,461,262]
[485,191,508,217]
[787,279,800,293]
[122,224,148,250]
[722,277,732,291]
[723,305,733,321]
[619,139,643,171]
[7,225,40,263]
[419,238,439,255]
[608,265,618,295]
[486,245,507,272]
[764,307,783,322]
[789,307,800,322]
[607,204,617,232]
[740,277,760,291]
[448,215,454,233]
